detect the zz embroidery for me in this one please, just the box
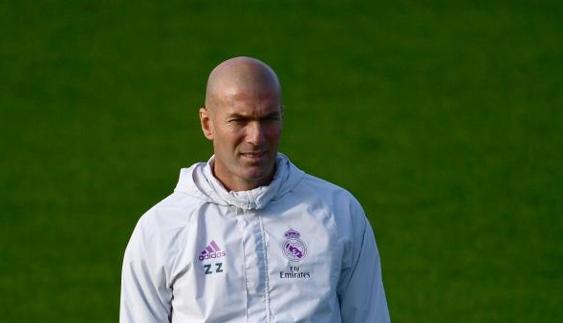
[203,262,224,275]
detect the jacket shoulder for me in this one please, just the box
[137,191,204,233]
[124,192,204,268]
[298,174,363,207]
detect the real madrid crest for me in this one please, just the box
[282,229,307,262]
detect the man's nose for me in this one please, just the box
[246,121,265,145]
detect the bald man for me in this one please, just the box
[120,57,391,323]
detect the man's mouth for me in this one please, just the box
[240,151,267,159]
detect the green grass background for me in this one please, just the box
[1,0,561,322]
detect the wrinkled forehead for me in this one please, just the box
[215,86,282,119]
[208,82,281,113]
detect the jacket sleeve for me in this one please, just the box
[120,216,173,323]
[337,205,391,323]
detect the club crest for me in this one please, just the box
[282,229,307,262]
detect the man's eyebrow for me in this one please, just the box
[226,113,250,119]
[227,112,281,119]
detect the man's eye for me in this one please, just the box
[230,119,246,125]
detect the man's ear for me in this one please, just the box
[199,107,214,140]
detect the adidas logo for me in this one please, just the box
[199,240,226,261]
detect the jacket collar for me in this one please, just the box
[175,153,305,212]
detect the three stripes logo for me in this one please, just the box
[199,240,226,261]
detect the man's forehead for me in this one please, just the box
[224,106,282,116]
[221,98,282,116]
[209,82,281,112]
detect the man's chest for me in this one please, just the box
[169,207,344,322]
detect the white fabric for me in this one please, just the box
[120,153,391,323]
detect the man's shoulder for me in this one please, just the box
[287,172,369,236]
[135,191,204,234]
[124,192,203,265]
[300,173,358,198]
[294,173,363,209]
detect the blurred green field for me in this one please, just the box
[1,0,561,322]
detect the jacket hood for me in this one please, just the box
[174,153,305,211]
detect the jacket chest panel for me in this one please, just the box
[261,208,343,321]
[170,207,342,322]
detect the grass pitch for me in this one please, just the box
[1,1,561,322]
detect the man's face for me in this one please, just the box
[200,87,282,191]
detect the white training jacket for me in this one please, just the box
[120,154,390,323]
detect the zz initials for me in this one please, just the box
[203,262,224,275]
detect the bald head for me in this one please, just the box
[204,57,282,111]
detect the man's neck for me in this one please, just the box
[211,163,275,192]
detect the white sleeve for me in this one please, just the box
[338,210,391,323]
[120,218,173,323]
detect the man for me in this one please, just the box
[120,56,391,322]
